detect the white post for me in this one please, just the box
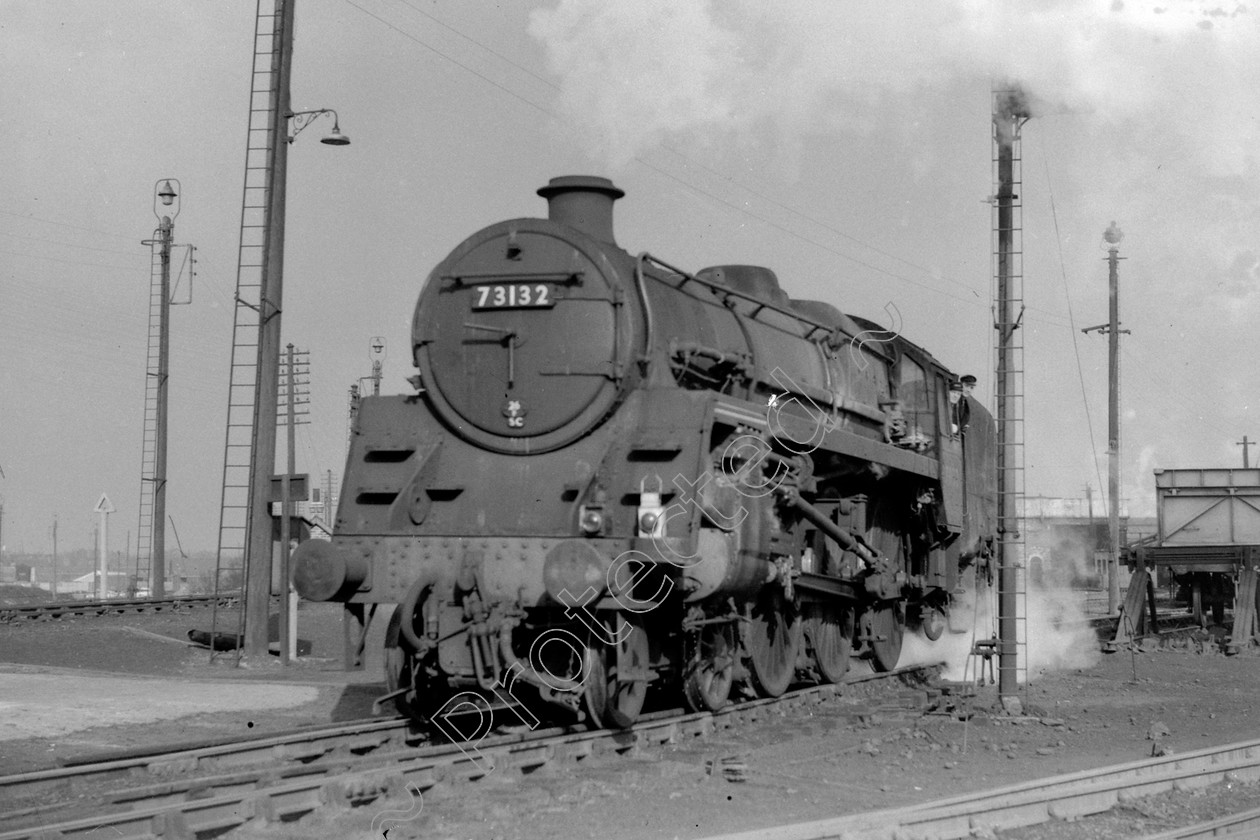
[288,587,298,659]
[94,494,115,598]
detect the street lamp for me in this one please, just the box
[144,178,181,598]
[241,99,349,663]
[157,179,178,208]
[1104,221,1123,248]
[1083,221,1126,614]
[155,179,181,216]
[287,108,351,146]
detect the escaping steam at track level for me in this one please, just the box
[899,568,1102,684]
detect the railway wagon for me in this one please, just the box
[291,175,997,728]
[1133,467,1260,633]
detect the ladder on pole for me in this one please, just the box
[133,233,165,594]
[210,0,283,661]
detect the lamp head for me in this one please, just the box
[157,180,178,206]
[321,122,351,146]
[1103,221,1123,246]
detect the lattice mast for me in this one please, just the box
[992,88,1031,705]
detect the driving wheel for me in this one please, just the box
[746,591,802,698]
[804,603,853,684]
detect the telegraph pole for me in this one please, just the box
[1239,436,1254,469]
[280,344,295,664]
[279,343,309,663]
[1106,225,1122,615]
[1083,223,1126,614]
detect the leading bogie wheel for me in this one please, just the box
[383,643,414,718]
[583,615,650,729]
[383,605,415,718]
[683,621,736,712]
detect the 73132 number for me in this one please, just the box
[472,283,553,309]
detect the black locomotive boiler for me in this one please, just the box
[292,175,997,729]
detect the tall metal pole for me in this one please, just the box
[1239,436,1253,469]
[244,0,296,659]
[1105,226,1123,615]
[152,214,172,598]
[993,90,1029,707]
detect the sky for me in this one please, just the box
[1,0,1257,561]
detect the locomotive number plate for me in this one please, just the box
[472,283,555,310]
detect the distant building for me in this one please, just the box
[0,562,37,586]
[59,570,136,599]
[1020,495,1156,589]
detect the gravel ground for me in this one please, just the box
[0,601,386,773]
[3,602,1259,840]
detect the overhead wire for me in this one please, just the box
[0,229,147,257]
[0,208,142,241]
[1039,150,1107,511]
[0,247,143,272]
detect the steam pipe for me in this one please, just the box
[781,491,878,566]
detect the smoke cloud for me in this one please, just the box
[529,1,1257,173]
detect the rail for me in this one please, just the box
[0,665,937,839]
[0,595,237,624]
[698,737,1260,840]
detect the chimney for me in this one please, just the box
[537,175,624,245]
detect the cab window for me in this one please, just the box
[897,356,935,450]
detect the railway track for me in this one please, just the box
[700,737,1260,840]
[1143,805,1260,839]
[0,595,236,624]
[0,664,937,840]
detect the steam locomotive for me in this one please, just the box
[292,176,997,729]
